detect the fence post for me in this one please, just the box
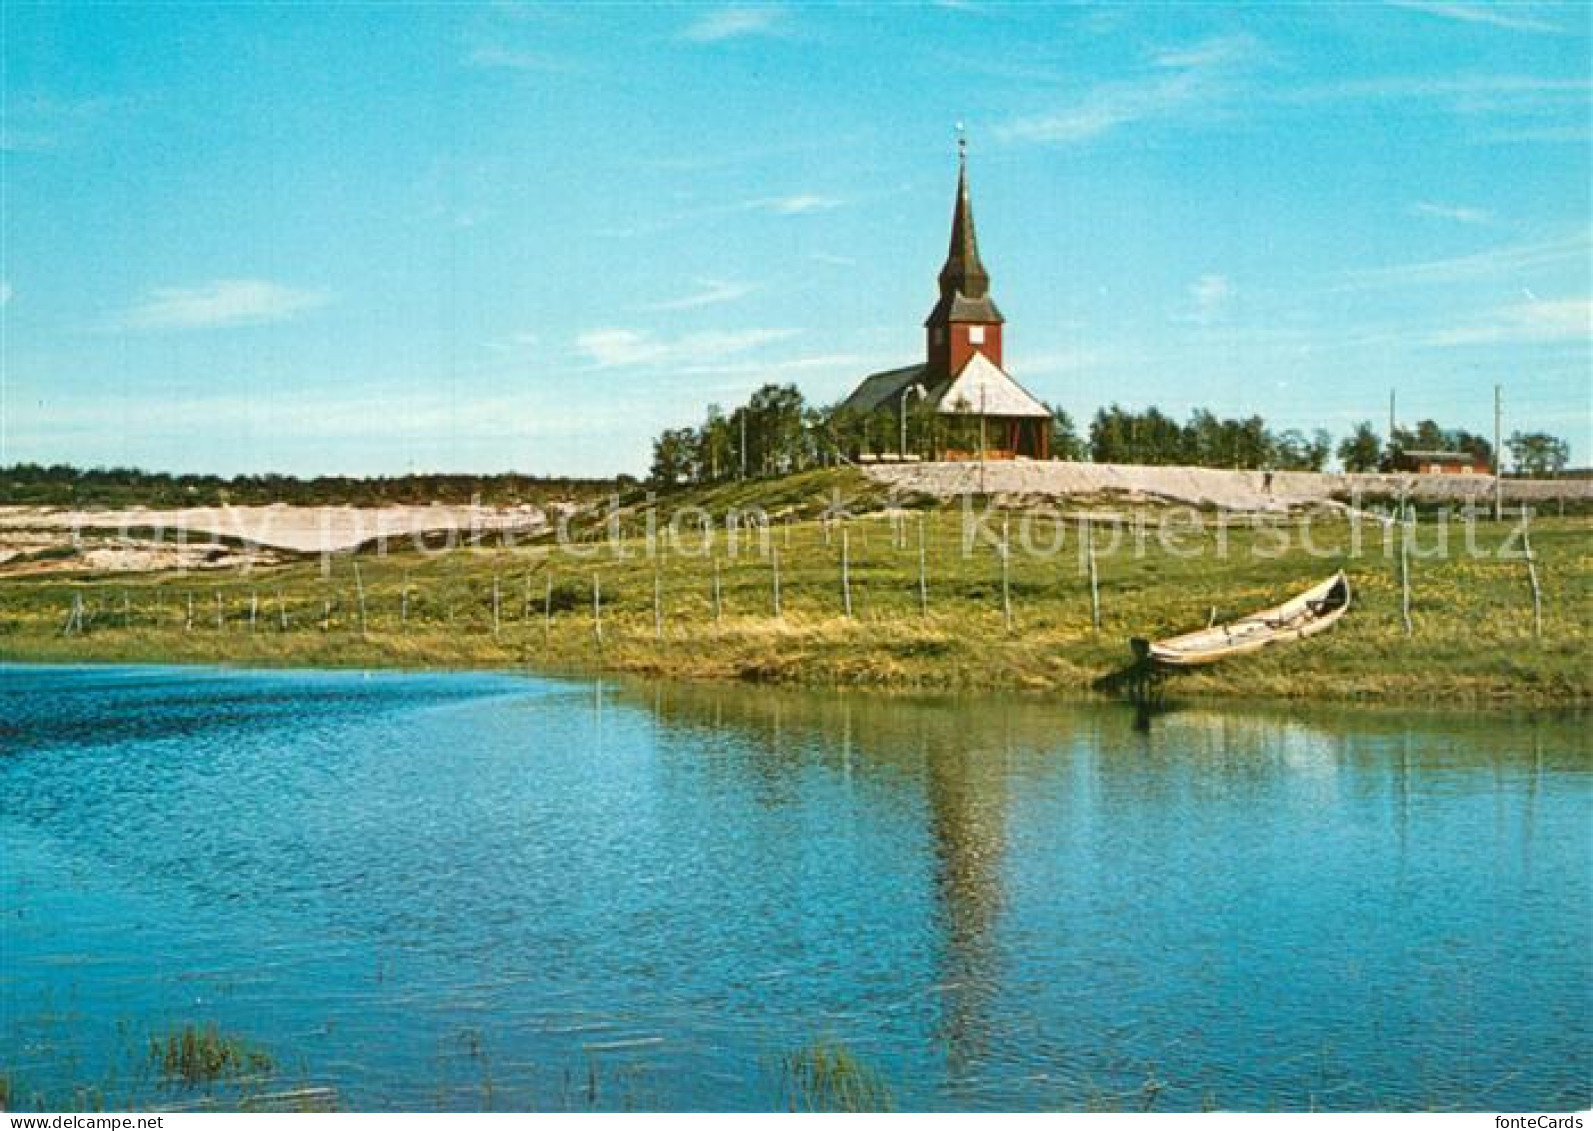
[841,527,852,618]
[712,556,723,622]
[61,593,84,636]
[1001,514,1013,632]
[653,567,663,640]
[544,572,554,642]
[917,514,928,617]
[353,562,369,636]
[215,591,224,631]
[1523,507,1543,641]
[186,593,194,633]
[277,588,288,631]
[1086,518,1101,635]
[772,546,783,617]
[1399,499,1413,638]
[250,592,258,632]
[492,573,502,638]
[401,571,410,627]
[592,572,603,646]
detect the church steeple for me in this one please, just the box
[926,130,1004,379]
[938,134,991,302]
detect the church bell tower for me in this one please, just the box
[925,133,1005,381]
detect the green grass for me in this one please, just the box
[1,473,1587,705]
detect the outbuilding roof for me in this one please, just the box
[1401,449,1486,462]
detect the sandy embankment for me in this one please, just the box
[0,502,562,575]
[862,460,1593,511]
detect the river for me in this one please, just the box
[1,665,1586,1111]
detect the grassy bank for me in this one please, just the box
[1,474,1587,705]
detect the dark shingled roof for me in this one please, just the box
[925,291,1004,326]
[924,145,1004,328]
[840,364,928,415]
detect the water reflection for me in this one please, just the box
[626,681,1589,1109]
[2,665,1587,1112]
[920,709,1007,1085]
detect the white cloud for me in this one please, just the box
[465,44,578,73]
[641,278,756,312]
[1339,231,1592,289]
[682,7,786,43]
[595,192,844,238]
[484,331,542,355]
[998,35,1257,145]
[1150,33,1265,70]
[1288,74,1590,115]
[1426,296,1592,345]
[1389,1,1566,34]
[116,279,330,331]
[999,71,1207,144]
[15,386,640,446]
[1006,344,1136,376]
[753,194,842,215]
[1186,274,1235,323]
[1411,201,1493,224]
[573,327,796,369]
[1191,273,1234,309]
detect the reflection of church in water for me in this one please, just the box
[639,683,1013,1082]
[920,707,1009,1078]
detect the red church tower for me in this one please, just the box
[924,135,1004,381]
[839,133,1052,461]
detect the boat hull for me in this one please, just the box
[1132,572,1351,668]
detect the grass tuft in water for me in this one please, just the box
[779,1040,893,1113]
[150,1024,274,1087]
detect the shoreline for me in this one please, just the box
[4,629,1586,710]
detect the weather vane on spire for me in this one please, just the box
[955,120,967,157]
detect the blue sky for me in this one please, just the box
[3,1,1589,477]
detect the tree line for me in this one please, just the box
[0,465,625,509]
[651,384,1574,487]
[1334,420,1569,477]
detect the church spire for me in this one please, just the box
[939,128,991,301]
[925,128,1004,379]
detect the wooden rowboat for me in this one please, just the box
[1131,572,1351,667]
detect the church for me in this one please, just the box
[840,139,1053,461]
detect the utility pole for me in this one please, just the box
[979,386,988,495]
[1493,383,1503,521]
